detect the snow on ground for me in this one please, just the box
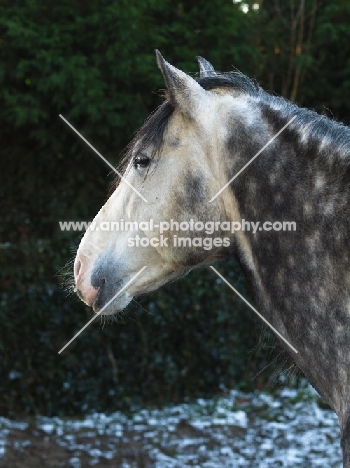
[0,383,343,467]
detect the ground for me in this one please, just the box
[0,385,343,468]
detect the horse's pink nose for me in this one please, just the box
[74,258,82,279]
[74,254,100,307]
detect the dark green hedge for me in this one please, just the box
[1,236,281,416]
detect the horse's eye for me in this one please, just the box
[134,154,150,168]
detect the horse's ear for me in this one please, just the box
[155,50,207,113]
[196,56,216,78]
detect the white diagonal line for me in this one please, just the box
[210,266,298,354]
[209,115,297,202]
[59,114,148,203]
[58,266,147,354]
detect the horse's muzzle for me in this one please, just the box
[74,255,101,308]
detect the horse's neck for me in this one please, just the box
[341,416,350,468]
[226,108,350,417]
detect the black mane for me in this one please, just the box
[115,71,259,178]
[115,70,350,185]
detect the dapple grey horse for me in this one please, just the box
[74,52,350,466]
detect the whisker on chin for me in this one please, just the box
[55,255,77,296]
